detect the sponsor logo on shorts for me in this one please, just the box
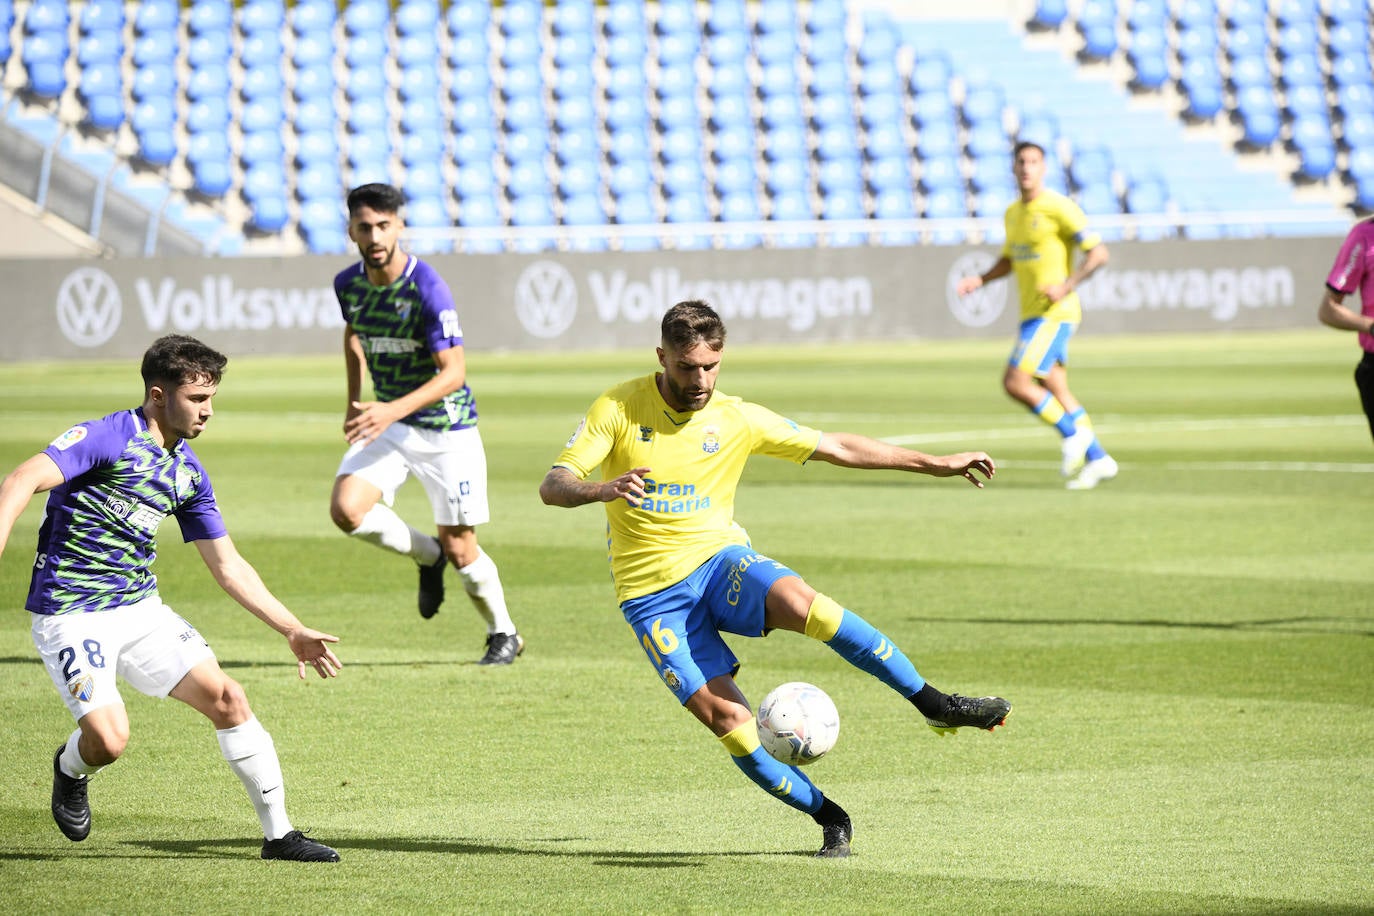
[68,674,95,703]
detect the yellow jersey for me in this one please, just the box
[554,373,822,603]
[1001,189,1102,323]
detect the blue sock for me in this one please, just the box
[1033,393,1078,437]
[729,747,823,814]
[1086,440,1107,461]
[826,610,925,697]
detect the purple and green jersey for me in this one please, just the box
[333,255,478,431]
[27,408,227,616]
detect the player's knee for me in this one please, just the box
[82,721,130,764]
[329,499,363,533]
[210,678,252,725]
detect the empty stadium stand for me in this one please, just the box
[0,0,1365,256]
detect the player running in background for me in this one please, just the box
[0,335,341,862]
[955,140,1116,489]
[538,300,1010,858]
[329,183,523,665]
[1317,216,1374,441]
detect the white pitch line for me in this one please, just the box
[1003,459,1374,473]
[880,414,1364,446]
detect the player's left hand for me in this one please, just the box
[938,452,996,488]
[287,627,343,680]
[344,400,402,445]
[1039,281,1072,304]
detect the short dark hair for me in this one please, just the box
[661,300,726,352]
[1013,140,1046,158]
[346,183,406,217]
[141,335,227,391]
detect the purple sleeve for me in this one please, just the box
[415,262,463,353]
[1327,223,1370,294]
[42,414,129,480]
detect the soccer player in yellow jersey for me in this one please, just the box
[539,300,1011,858]
[956,141,1117,489]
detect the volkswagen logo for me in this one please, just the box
[56,267,122,347]
[514,260,577,339]
[945,252,1007,329]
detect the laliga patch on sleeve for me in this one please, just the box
[565,417,587,448]
[51,426,88,451]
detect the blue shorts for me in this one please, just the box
[621,545,797,705]
[1008,318,1076,378]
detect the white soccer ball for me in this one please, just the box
[755,681,840,767]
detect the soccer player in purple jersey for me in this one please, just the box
[0,335,342,862]
[1318,216,1374,441]
[329,183,523,665]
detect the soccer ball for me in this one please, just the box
[755,681,840,767]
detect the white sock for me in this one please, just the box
[217,716,293,841]
[458,548,515,634]
[60,728,102,778]
[350,504,442,565]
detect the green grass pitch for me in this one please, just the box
[0,329,1370,914]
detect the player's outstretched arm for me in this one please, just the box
[811,433,995,488]
[193,535,342,679]
[539,465,653,507]
[0,453,63,563]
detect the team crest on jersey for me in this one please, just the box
[662,668,681,691]
[51,426,88,451]
[565,417,586,448]
[175,466,195,501]
[637,425,653,443]
[68,674,95,703]
[701,426,721,454]
[393,297,414,320]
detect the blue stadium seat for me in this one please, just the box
[344,0,389,35]
[248,195,290,234]
[292,0,336,34]
[805,28,847,66]
[609,159,652,197]
[807,0,847,34]
[663,158,707,197]
[80,0,124,34]
[396,0,440,36]
[755,30,799,68]
[916,120,960,159]
[241,0,286,34]
[920,155,963,192]
[454,162,497,200]
[186,65,231,102]
[766,156,810,195]
[614,189,657,224]
[867,156,912,195]
[191,157,233,199]
[242,162,287,204]
[188,1,231,36]
[873,187,916,219]
[1128,27,1170,90]
[134,0,177,34]
[187,97,230,134]
[240,130,285,169]
[241,65,284,101]
[817,157,864,194]
[1069,145,1114,188]
[1029,0,1068,29]
[1235,87,1282,146]
[714,158,756,196]
[76,29,121,67]
[559,159,600,198]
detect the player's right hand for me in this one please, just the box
[603,467,652,506]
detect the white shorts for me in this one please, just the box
[31,597,216,721]
[336,422,491,527]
